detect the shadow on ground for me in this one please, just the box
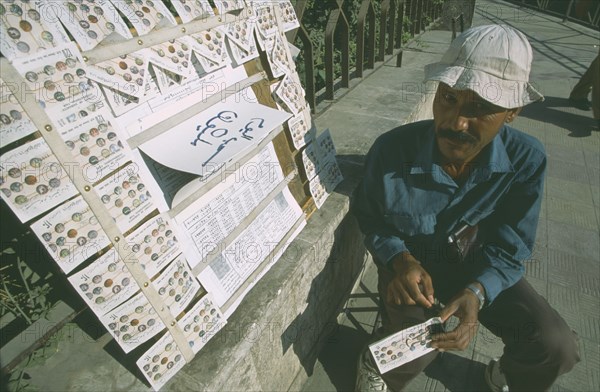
[425,353,488,391]
[519,96,598,137]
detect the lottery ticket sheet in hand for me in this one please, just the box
[368,317,443,374]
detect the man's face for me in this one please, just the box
[432,83,520,164]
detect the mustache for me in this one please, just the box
[438,129,477,144]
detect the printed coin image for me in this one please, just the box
[92,287,102,295]
[8,168,21,178]
[67,229,77,238]
[30,157,43,168]
[135,306,144,314]
[104,279,113,288]
[85,293,93,299]
[120,325,129,332]
[7,27,20,39]
[56,61,67,71]
[132,199,141,207]
[144,247,151,255]
[44,65,56,75]
[41,31,54,42]
[158,287,166,295]
[24,175,37,185]
[106,22,115,31]
[95,297,105,304]
[35,184,49,195]
[55,237,66,246]
[88,15,98,23]
[80,146,90,156]
[122,207,131,215]
[54,92,65,101]
[142,18,151,26]
[59,248,70,258]
[156,237,164,245]
[0,114,10,125]
[169,289,175,297]
[89,216,98,225]
[42,232,52,241]
[119,315,129,323]
[16,41,30,53]
[89,156,99,165]
[92,275,102,284]
[147,318,155,326]
[76,68,86,77]
[63,73,74,83]
[132,244,140,252]
[138,324,146,332]
[151,254,158,261]
[101,195,111,204]
[122,334,131,341]
[96,138,106,147]
[88,230,98,239]
[55,223,65,233]
[114,199,123,208]
[66,58,77,68]
[184,325,191,332]
[25,71,37,82]
[49,178,61,188]
[105,66,115,75]
[79,20,90,29]
[174,354,182,362]
[71,212,82,222]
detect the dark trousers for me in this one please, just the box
[570,53,600,119]
[376,266,580,391]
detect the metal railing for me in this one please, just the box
[289,0,448,113]
[509,0,600,27]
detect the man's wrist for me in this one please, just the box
[465,282,486,310]
[391,252,419,273]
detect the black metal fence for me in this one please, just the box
[287,0,454,112]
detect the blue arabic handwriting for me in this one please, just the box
[239,117,265,141]
[191,110,238,147]
[201,137,237,167]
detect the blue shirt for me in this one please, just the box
[352,120,546,304]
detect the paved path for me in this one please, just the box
[301,0,599,390]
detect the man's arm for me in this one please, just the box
[351,140,409,269]
[476,154,547,304]
[351,139,434,308]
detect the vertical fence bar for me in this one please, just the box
[325,0,349,100]
[379,0,391,61]
[356,0,376,77]
[386,0,397,55]
[415,0,423,35]
[296,26,316,112]
[395,0,405,48]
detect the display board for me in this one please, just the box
[0,1,343,390]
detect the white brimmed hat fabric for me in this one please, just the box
[424,24,543,109]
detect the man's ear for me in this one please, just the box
[506,107,522,123]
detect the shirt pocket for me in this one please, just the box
[384,213,437,236]
[462,208,494,226]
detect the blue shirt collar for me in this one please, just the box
[410,125,515,176]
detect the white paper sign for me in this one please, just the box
[31,195,110,274]
[0,77,38,148]
[138,98,290,177]
[197,187,303,308]
[136,332,186,391]
[0,138,78,222]
[67,248,140,316]
[368,317,443,374]
[174,143,284,269]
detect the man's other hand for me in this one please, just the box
[430,287,481,351]
[387,252,434,308]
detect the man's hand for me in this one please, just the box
[430,285,483,351]
[386,252,434,308]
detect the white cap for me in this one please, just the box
[424,24,543,109]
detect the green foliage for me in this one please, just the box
[293,0,444,94]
